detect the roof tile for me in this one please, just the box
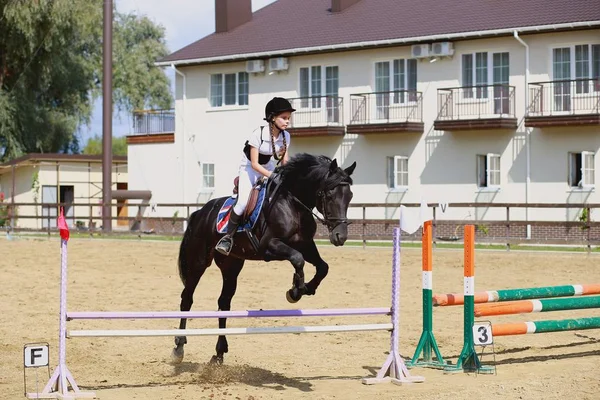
[161,0,600,64]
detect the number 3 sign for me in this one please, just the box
[473,322,494,346]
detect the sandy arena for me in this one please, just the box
[1,236,599,400]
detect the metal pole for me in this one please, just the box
[102,0,113,232]
[10,164,15,228]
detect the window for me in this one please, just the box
[387,156,408,189]
[299,65,338,108]
[477,154,501,188]
[568,152,595,188]
[462,52,509,99]
[375,59,417,103]
[553,45,600,94]
[202,163,215,188]
[210,72,249,107]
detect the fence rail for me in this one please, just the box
[437,84,516,120]
[348,90,423,124]
[528,78,600,116]
[287,96,344,127]
[132,109,175,134]
[2,202,599,249]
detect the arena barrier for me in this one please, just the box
[29,215,425,399]
[409,222,600,371]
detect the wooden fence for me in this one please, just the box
[1,201,598,248]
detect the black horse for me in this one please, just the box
[172,153,356,364]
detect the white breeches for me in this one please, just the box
[233,165,268,215]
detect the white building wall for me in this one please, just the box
[129,28,600,223]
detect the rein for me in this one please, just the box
[289,181,351,231]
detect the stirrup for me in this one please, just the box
[215,236,233,255]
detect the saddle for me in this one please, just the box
[232,176,263,222]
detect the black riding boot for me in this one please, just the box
[215,211,242,255]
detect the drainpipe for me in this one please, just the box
[513,30,531,240]
[172,64,187,231]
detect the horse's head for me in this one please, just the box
[316,158,356,246]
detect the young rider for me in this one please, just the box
[215,97,295,255]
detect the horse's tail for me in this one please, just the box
[177,212,196,286]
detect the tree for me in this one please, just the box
[82,135,127,156]
[0,0,172,161]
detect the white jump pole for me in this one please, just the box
[68,324,394,338]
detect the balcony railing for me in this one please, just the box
[528,79,600,117]
[132,109,175,135]
[437,85,516,121]
[349,91,422,125]
[287,96,344,128]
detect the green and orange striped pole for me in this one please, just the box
[492,317,600,336]
[474,295,600,317]
[445,225,492,374]
[409,220,446,368]
[433,284,600,306]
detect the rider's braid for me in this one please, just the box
[270,121,287,161]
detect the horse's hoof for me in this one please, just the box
[210,355,224,365]
[170,347,184,364]
[286,288,302,303]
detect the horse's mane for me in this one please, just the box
[277,153,353,189]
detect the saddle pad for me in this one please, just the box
[216,183,267,234]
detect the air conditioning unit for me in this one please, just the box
[245,59,265,74]
[411,44,431,58]
[431,42,454,57]
[268,57,289,72]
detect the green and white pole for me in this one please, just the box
[445,225,493,374]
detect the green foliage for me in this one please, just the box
[0,0,172,161]
[83,135,127,156]
[31,170,40,202]
[112,12,172,113]
[476,224,489,235]
[579,208,591,230]
[0,192,7,226]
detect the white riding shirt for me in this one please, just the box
[239,126,291,171]
[233,126,291,216]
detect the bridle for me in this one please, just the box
[285,175,351,233]
[315,182,351,231]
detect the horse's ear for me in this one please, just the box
[344,161,356,176]
[329,158,338,172]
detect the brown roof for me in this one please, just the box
[159,0,600,66]
[0,153,128,169]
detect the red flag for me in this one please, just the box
[57,207,70,241]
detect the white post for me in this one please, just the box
[362,227,425,385]
[27,237,95,399]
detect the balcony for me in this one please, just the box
[127,109,175,145]
[525,79,600,127]
[346,91,424,134]
[286,96,345,137]
[434,85,518,131]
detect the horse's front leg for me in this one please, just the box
[265,239,307,303]
[301,240,329,296]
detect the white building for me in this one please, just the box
[0,154,128,230]
[127,0,600,239]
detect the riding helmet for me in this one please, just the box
[264,97,296,121]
